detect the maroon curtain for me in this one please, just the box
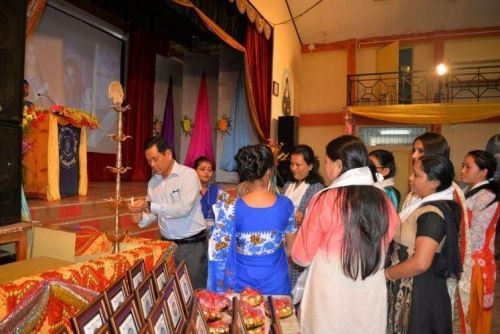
[87,152,115,181]
[245,24,272,139]
[122,25,159,181]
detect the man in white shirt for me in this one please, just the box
[128,136,207,289]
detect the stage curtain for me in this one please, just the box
[123,25,159,181]
[170,0,268,141]
[245,23,272,138]
[228,0,272,40]
[26,0,47,36]
[347,103,500,124]
[87,153,115,182]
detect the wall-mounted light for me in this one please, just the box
[308,43,315,53]
[436,63,448,76]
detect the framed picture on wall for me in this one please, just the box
[272,81,279,97]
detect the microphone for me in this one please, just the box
[37,93,57,105]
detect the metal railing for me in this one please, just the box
[347,65,500,106]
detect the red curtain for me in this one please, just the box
[87,152,115,181]
[245,24,272,139]
[122,25,158,181]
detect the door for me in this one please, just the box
[376,41,399,104]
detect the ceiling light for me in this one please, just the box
[380,129,410,135]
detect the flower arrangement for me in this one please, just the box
[22,105,46,156]
[49,105,100,130]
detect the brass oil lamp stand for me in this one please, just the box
[105,82,131,253]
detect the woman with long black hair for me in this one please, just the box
[461,150,499,333]
[291,135,399,333]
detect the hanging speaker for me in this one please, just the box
[0,0,26,124]
[0,123,21,224]
[278,116,298,153]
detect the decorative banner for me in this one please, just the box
[184,72,215,167]
[216,115,232,136]
[220,69,252,172]
[58,125,80,196]
[161,75,176,153]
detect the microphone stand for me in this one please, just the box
[37,93,57,105]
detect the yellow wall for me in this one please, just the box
[249,1,302,141]
[445,36,500,64]
[300,50,347,113]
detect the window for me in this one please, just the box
[358,126,427,146]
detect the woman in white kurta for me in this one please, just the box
[291,135,399,334]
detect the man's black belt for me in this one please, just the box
[162,229,207,245]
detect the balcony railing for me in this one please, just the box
[347,65,500,106]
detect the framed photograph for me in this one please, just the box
[110,294,143,334]
[152,257,169,294]
[71,295,109,334]
[138,324,153,334]
[135,273,158,321]
[95,323,111,334]
[272,81,279,97]
[147,299,174,334]
[187,297,209,334]
[128,259,146,291]
[231,297,247,334]
[104,273,130,314]
[267,296,283,334]
[162,277,187,333]
[174,261,193,310]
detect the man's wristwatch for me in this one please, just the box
[144,200,151,213]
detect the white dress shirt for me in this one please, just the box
[139,161,205,239]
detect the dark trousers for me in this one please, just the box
[173,239,208,290]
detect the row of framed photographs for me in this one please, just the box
[70,255,194,334]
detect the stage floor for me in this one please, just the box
[27,182,157,239]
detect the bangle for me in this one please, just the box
[385,268,395,281]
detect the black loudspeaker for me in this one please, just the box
[0,0,27,123]
[278,116,298,153]
[0,123,22,224]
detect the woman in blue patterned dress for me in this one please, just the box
[208,144,297,294]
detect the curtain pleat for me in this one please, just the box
[122,25,159,181]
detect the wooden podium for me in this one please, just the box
[23,109,91,201]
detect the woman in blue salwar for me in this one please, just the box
[207,144,297,295]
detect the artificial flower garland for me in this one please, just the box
[49,105,100,130]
